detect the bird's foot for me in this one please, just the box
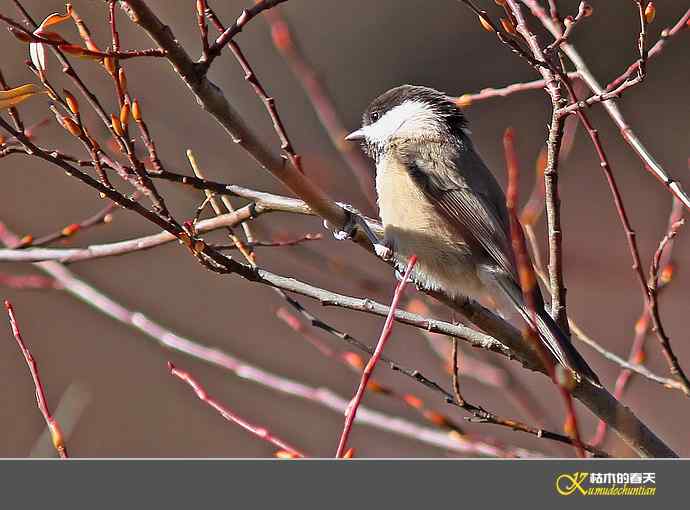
[374,243,393,261]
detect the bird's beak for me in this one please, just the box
[345,128,365,142]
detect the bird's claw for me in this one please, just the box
[374,243,393,261]
[324,218,356,241]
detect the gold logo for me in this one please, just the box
[556,472,589,496]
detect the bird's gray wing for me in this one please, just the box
[404,144,601,386]
[405,146,516,280]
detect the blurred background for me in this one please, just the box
[0,0,688,457]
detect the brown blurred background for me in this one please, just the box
[0,0,688,457]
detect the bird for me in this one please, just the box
[344,84,600,387]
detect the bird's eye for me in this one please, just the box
[371,111,380,122]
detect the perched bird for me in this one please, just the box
[345,84,600,386]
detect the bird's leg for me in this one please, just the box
[325,205,393,261]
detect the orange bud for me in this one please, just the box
[119,102,130,130]
[343,448,355,459]
[479,15,494,32]
[18,235,33,246]
[193,240,206,253]
[563,414,576,437]
[634,316,648,335]
[178,232,193,249]
[131,98,142,121]
[494,0,506,5]
[270,21,291,51]
[196,0,205,16]
[423,411,449,427]
[110,113,124,136]
[644,2,656,24]
[500,17,517,36]
[448,430,465,442]
[64,89,79,114]
[61,223,80,236]
[57,44,89,57]
[659,263,674,284]
[366,380,386,394]
[103,56,116,75]
[274,450,299,459]
[118,68,127,92]
[403,394,424,409]
[61,116,82,137]
[342,352,365,370]
[454,94,473,108]
[48,420,65,453]
[632,349,646,365]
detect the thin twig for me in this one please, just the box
[4,300,68,458]
[521,0,690,211]
[336,256,417,457]
[504,127,584,457]
[169,362,305,457]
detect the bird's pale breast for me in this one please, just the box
[375,153,484,298]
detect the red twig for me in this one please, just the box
[4,300,68,458]
[557,71,690,395]
[607,8,690,91]
[453,73,580,107]
[591,198,685,446]
[335,256,417,458]
[503,128,584,458]
[168,362,305,458]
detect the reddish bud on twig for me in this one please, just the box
[342,352,365,370]
[644,2,656,24]
[18,235,33,247]
[343,448,355,459]
[366,380,386,393]
[500,18,517,36]
[659,263,674,285]
[61,223,80,237]
[119,102,130,131]
[274,450,299,459]
[479,15,495,33]
[49,420,66,453]
[563,413,577,438]
[60,116,82,137]
[57,44,92,57]
[403,394,424,409]
[454,94,473,108]
[270,20,291,51]
[423,410,450,428]
[118,68,127,93]
[110,113,124,136]
[632,350,646,365]
[103,56,116,75]
[64,89,79,115]
[131,99,142,121]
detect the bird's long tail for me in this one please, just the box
[492,273,601,387]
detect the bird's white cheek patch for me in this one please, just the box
[363,101,439,144]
